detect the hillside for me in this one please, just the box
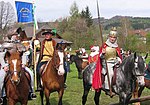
[93,16,150,30]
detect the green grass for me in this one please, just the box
[26,63,150,105]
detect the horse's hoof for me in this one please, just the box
[64,83,67,89]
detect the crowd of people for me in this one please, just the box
[0,26,148,104]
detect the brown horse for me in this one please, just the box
[4,51,30,105]
[40,49,65,105]
[132,68,150,105]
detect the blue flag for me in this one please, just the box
[15,1,33,23]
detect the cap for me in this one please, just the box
[42,30,54,35]
[109,27,117,37]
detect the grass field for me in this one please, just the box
[26,62,150,105]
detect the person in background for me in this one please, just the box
[64,51,71,88]
[92,27,122,96]
[0,63,9,104]
[79,47,88,62]
[88,46,99,64]
[36,30,56,91]
[0,51,9,104]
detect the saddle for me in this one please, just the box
[39,64,46,76]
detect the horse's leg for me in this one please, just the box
[58,89,64,105]
[132,81,141,105]
[125,93,132,105]
[94,90,101,105]
[82,84,91,105]
[8,98,15,105]
[138,86,144,97]
[78,71,83,79]
[44,88,50,105]
[40,90,44,105]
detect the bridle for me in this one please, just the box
[8,59,22,85]
[9,70,21,85]
[133,56,145,77]
[53,50,64,71]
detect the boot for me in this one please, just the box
[36,73,42,92]
[0,98,3,105]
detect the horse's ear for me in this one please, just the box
[4,51,11,61]
[134,52,137,61]
[144,53,148,60]
[19,51,24,57]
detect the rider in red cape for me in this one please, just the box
[92,27,122,93]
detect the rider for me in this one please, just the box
[88,46,99,64]
[64,51,71,88]
[3,30,37,99]
[36,30,56,91]
[79,47,88,61]
[92,27,122,95]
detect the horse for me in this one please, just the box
[4,51,30,105]
[70,54,89,79]
[82,52,147,105]
[39,48,66,105]
[131,66,150,105]
[138,70,150,97]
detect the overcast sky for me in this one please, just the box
[2,0,150,22]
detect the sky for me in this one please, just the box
[2,0,150,22]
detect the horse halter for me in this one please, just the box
[9,59,21,85]
[53,50,65,75]
[133,56,145,77]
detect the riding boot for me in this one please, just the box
[64,72,67,89]
[36,73,42,92]
[28,85,37,100]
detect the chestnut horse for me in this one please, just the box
[132,68,150,105]
[4,51,30,105]
[39,49,65,105]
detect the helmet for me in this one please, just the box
[109,27,117,37]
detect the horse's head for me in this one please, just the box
[53,49,65,75]
[132,52,148,86]
[5,51,23,84]
[70,55,75,64]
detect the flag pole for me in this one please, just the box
[96,0,112,97]
[32,1,37,90]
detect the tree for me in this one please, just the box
[80,6,93,27]
[69,1,79,19]
[118,17,132,49]
[0,1,15,36]
[146,33,150,52]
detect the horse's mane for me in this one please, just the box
[120,54,135,76]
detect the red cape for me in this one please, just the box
[92,57,102,91]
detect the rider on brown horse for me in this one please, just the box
[36,30,56,91]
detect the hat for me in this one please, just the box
[90,46,99,52]
[109,27,117,37]
[42,30,54,35]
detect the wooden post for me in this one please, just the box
[109,95,150,105]
[33,42,37,89]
